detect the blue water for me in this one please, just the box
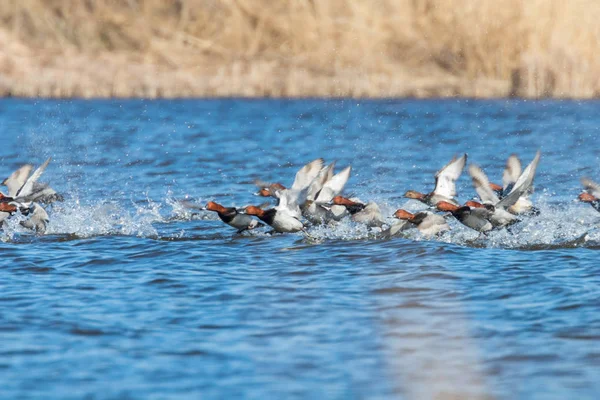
[1,99,599,399]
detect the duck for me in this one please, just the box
[17,202,49,232]
[330,196,385,228]
[256,158,324,220]
[0,158,53,233]
[436,200,493,234]
[468,151,541,228]
[404,154,467,206]
[0,198,48,233]
[203,201,263,233]
[255,158,324,199]
[241,205,305,233]
[579,178,600,212]
[306,161,336,202]
[488,154,540,215]
[302,165,352,224]
[2,158,63,204]
[393,209,450,236]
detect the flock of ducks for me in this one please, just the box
[194,152,598,238]
[0,158,61,233]
[1,154,600,237]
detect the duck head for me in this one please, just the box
[465,200,495,212]
[404,190,426,200]
[243,205,266,218]
[579,192,598,203]
[465,200,485,209]
[331,196,361,207]
[0,202,17,213]
[205,201,227,213]
[436,201,459,213]
[489,182,503,194]
[393,209,415,221]
[256,183,286,197]
[0,192,14,202]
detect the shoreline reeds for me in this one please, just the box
[1,0,599,99]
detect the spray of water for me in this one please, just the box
[2,191,599,248]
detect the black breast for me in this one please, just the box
[217,208,238,224]
[410,212,428,225]
[346,203,366,215]
[259,208,277,225]
[454,206,471,220]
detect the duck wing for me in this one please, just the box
[469,164,501,205]
[433,154,467,199]
[3,164,33,197]
[502,154,522,192]
[16,158,52,199]
[315,165,351,203]
[307,162,335,201]
[291,158,324,191]
[22,182,61,203]
[498,151,541,209]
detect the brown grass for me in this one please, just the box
[1,0,600,98]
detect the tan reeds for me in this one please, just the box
[1,0,600,98]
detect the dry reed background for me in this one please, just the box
[1,0,599,98]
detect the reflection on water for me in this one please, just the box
[0,99,599,399]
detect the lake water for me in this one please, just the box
[0,99,599,399]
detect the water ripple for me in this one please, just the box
[0,99,599,399]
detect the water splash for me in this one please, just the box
[44,197,162,238]
[2,192,599,249]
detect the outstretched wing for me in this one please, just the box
[315,165,351,203]
[469,164,500,205]
[502,154,522,192]
[23,182,61,203]
[434,154,467,199]
[498,151,541,209]
[307,162,335,201]
[581,177,600,198]
[16,158,51,199]
[291,158,324,191]
[3,164,33,197]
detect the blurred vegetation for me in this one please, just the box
[1,0,599,98]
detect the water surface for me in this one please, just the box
[1,99,599,399]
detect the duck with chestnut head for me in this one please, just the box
[330,196,385,228]
[468,151,541,228]
[393,209,449,236]
[241,205,305,233]
[203,201,263,233]
[579,178,600,212]
[404,154,467,207]
[0,158,55,233]
[436,200,494,234]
